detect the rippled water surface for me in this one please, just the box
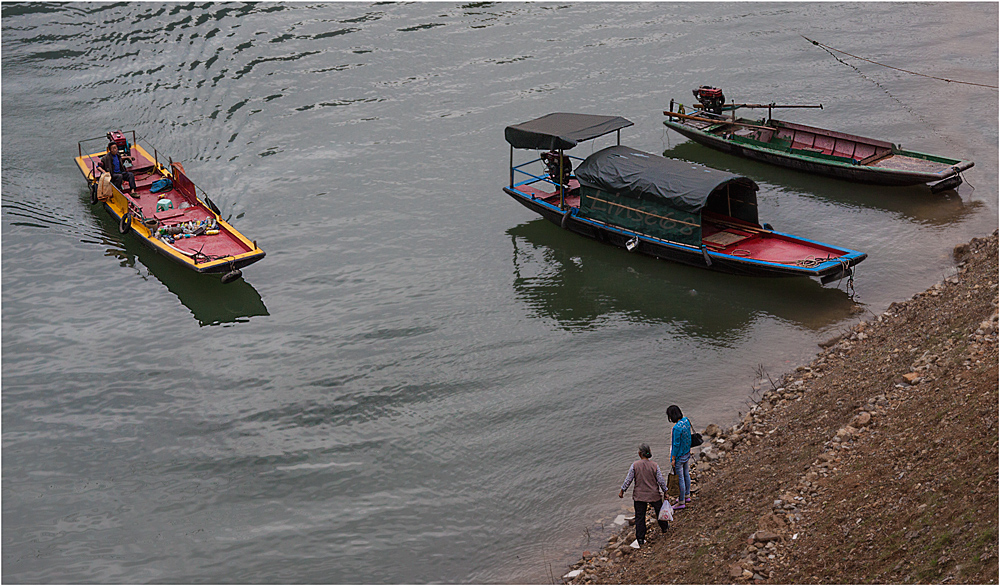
[2,3,997,583]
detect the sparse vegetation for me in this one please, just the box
[563,231,998,584]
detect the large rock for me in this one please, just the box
[853,411,872,427]
[729,564,744,578]
[753,530,782,543]
[835,425,858,442]
[704,423,722,438]
[758,513,788,535]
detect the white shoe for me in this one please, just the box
[630,539,640,549]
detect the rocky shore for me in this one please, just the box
[563,231,998,584]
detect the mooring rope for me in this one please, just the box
[802,36,998,89]
[801,36,978,152]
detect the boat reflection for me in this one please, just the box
[90,203,268,326]
[662,142,982,226]
[109,239,268,326]
[508,219,860,338]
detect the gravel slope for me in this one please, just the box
[564,231,998,585]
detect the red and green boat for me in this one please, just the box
[75,131,264,283]
[664,86,974,192]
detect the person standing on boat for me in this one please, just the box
[667,405,692,508]
[98,142,136,194]
[618,443,670,547]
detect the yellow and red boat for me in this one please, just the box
[75,130,264,283]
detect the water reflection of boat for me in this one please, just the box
[94,208,268,326]
[662,141,983,226]
[508,219,860,336]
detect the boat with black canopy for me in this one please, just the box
[503,113,867,283]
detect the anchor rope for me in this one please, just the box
[802,36,998,89]
[801,36,970,152]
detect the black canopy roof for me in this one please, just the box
[504,113,634,151]
[575,145,759,213]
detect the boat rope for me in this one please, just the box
[839,258,857,299]
[959,170,976,197]
[801,36,969,152]
[802,36,998,89]
[761,255,831,268]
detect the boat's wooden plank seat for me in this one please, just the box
[853,143,878,161]
[151,206,212,223]
[833,139,856,158]
[703,229,750,248]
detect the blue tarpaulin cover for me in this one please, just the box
[150,178,173,193]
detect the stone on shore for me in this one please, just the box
[752,530,782,543]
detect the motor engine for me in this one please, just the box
[692,86,726,115]
[106,130,129,152]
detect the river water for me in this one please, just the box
[2,2,996,583]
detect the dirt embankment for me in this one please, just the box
[564,231,998,585]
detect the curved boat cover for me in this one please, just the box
[575,145,758,213]
[505,113,634,151]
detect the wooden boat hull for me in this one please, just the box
[664,115,973,187]
[503,187,866,281]
[75,137,264,276]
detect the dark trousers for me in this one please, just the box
[111,171,136,192]
[634,499,669,543]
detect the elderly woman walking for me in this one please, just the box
[618,443,670,547]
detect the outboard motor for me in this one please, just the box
[693,86,726,115]
[106,130,130,153]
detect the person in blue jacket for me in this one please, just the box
[667,404,692,508]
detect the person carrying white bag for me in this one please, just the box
[618,443,670,548]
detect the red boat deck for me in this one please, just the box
[702,220,840,265]
[92,151,252,260]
